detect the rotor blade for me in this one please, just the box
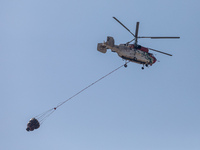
[113,17,135,37]
[147,47,172,56]
[126,38,135,44]
[138,36,180,39]
[134,22,140,45]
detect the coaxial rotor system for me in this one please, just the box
[113,17,180,56]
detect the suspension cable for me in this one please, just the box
[35,62,129,122]
[55,63,128,109]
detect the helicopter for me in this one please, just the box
[97,17,180,69]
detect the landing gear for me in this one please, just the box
[142,64,144,70]
[141,64,149,70]
[141,64,145,70]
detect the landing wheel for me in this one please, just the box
[124,64,128,68]
[142,64,144,70]
[145,64,148,67]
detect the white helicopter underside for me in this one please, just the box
[117,46,151,64]
[110,44,153,65]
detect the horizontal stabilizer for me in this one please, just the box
[97,43,107,53]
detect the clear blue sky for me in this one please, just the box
[1,0,200,150]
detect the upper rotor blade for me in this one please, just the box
[134,22,140,45]
[138,36,180,39]
[148,47,172,56]
[113,17,135,37]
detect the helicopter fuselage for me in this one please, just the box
[110,44,156,65]
[97,37,156,66]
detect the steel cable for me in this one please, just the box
[33,62,129,125]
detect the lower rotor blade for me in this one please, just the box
[113,17,135,37]
[138,36,180,39]
[148,47,172,56]
[127,38,135,44]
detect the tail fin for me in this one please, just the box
[106,36,114,47]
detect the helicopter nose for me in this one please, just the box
[153,57,157,64]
